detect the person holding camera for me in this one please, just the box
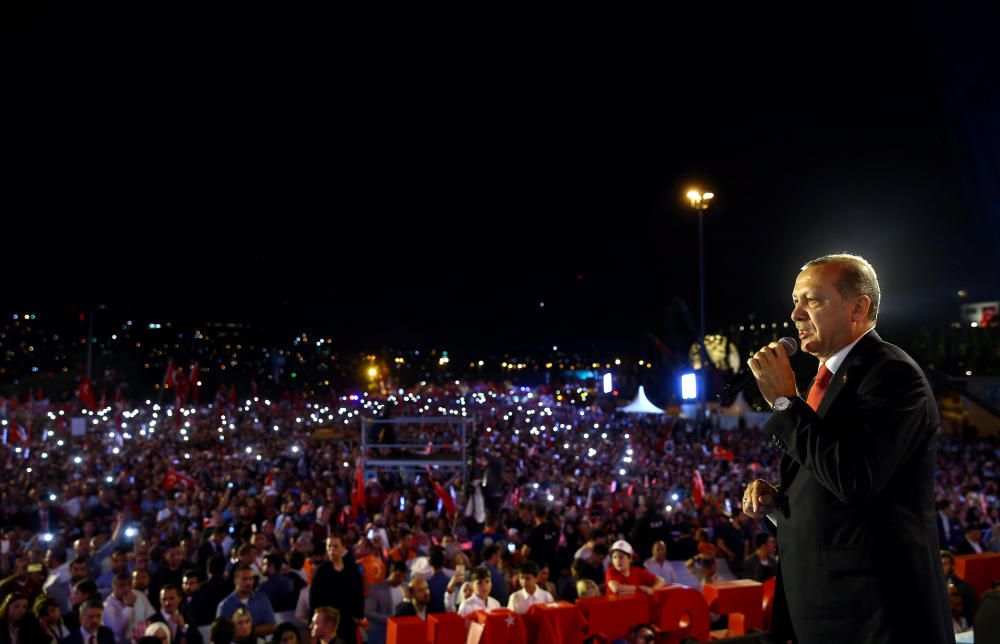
[684,554,720,591]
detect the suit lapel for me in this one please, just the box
[816,330,881,417]
[779,331,881,493]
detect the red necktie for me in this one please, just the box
[807,364,833,411]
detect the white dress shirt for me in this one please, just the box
[642,558,677,584]
[506,586,554,615]
[103,590,155,643]
[457,594,500,617]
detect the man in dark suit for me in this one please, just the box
[941,550,977,627]
[59,598,115,644]
[146,583,203,644]
[936,501,963,550]
[953,526,986,555]
[196,527,227,575]
[741,533,777,583]
[742,254,952,643]
[394,577,431,620]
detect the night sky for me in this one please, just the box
[4,4,998,354]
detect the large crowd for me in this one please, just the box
[0,380,996,642]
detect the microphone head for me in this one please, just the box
[778,336,798,357]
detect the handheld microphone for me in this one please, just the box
[717,336,798,404]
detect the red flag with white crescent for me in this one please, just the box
[692,469,705,509]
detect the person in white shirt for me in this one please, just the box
[506,562,554,615]
[103,572,155,643]
[643,541,677,585]
[454,567,500,617]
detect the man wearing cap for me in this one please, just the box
[605,541,665,595]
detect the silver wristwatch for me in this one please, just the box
[772,396,793,412]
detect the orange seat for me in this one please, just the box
[702,579,764,636]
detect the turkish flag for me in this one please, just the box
[351,459,366,516]
[712,445,735,461]
[79,377,96,411]
[428,469,457,517]
[162,469,197,491]
[692,469,705,509]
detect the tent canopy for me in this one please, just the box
[622,386,665,414]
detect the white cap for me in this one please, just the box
[610,540,633,556]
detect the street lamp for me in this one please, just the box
[686,189,714,345]
[686,189,714,418]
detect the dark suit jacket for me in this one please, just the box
[59,625,115,644]
[953,539,983,556]
[765,331,953,643]
[936,513,963,550]
[394,601,427,618]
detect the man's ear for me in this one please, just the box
[853,294,872,322]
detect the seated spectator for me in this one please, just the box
[685,554,721,590]
[642,541,677,585]
[453,567,501,617]
[941,550,977,626]
[741,534,777,583]
[575,579,600,599]
[954,527,986,555]
[949,582,969,634]
[537,565,559,601]
[605,541,664,595]
[394,576,431,620]
[506,562,554,614]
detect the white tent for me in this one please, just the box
[622,386,666,414]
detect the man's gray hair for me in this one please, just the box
[802,253,880,322]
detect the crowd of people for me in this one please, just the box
[0,379,995,642]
